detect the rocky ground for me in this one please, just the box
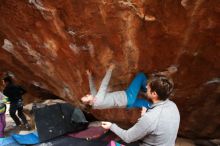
[4,104,34,137]
[4,103,219,146]
[5,104,220,146]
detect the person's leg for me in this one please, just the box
[0,114,5,138]
[17,106,28,125]
[2,113,6,132]
[9,104,21,126]
[125,72,148,108]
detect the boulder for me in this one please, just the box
[0,0,219,138]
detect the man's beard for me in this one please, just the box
[146,95,153,103]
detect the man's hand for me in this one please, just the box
[101,121,112,129]
[141,107,147,116]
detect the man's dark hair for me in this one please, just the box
[3,76,13,84]
[148,75,174,100]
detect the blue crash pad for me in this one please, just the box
[12,132,40,145]
[0,136,20,146]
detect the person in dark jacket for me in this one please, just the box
[2,76,30,130]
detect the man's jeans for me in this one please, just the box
[126,73,151,108]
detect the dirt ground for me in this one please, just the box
[3,103,219,146]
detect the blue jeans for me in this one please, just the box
[125,73,151,108]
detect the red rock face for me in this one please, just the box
[0,0,219,138]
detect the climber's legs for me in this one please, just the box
[125,72,151,108]
[131,98,151,108]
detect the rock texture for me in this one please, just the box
[0,0,219,139]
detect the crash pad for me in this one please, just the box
[0,136,20,146]
[33,103,88,142]
[34,103,67,142]
[68,126,107,140]
[34,136,108,146]
[107,141,125,146]
[12,132,40,145]
[71,108,88,123]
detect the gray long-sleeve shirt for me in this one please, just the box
[88,68,127,109]
[110,99,180,146]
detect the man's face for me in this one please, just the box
[146,84,152,101]
[146,84,158,102]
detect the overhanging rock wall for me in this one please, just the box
[0,0,219,138]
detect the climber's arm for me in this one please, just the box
[94,64,115,102]
[87,71,97,97]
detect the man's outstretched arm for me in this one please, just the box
[102,114,153,143]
